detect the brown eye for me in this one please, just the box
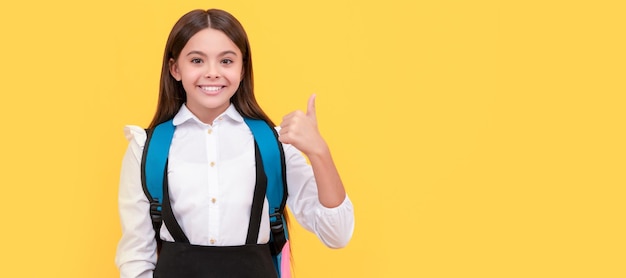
[191,58,203,64]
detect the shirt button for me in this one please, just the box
[210,238,216,244]
[218,116,223,121]
[210,162,215,167]
[207,129,212,134]
[211,197,216,204]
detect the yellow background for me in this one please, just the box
[0,0,624,277]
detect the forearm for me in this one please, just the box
[306,142,346,208]
[284,142,354,248]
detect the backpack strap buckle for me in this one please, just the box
[149,198,162,232]
[269,211,286,255]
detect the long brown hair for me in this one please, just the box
[149,9,274,128]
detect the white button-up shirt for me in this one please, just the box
[115,104,354,278]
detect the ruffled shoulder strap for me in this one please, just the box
[123,125,147,147]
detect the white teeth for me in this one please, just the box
[201,86,221,92]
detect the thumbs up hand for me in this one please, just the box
[278,94,327,156]
[280,94,347,208]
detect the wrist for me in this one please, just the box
[304,140,330,159]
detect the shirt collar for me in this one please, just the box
[172,103,244,126]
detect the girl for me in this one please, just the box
[115,9,354,278]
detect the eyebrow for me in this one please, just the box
[186,50,239,57]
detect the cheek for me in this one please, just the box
[180,75,200,92]
[231,68,244,82]
[180,70,201,83]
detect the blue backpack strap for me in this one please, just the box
[243,118,286,217]
[140,119,175,241]
[243,118,289,271]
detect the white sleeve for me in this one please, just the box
[283,144,355,248]
[115,125,157,278]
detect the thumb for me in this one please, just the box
[307,94,317,119]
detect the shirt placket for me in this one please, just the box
[206,122,220,245]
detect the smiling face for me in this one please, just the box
[169,28,243,124]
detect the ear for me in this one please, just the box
[169,58,181,81]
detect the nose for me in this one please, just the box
[205,63,221,79]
